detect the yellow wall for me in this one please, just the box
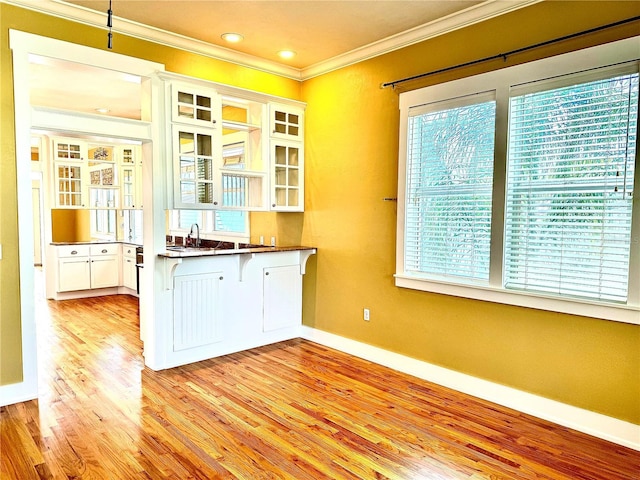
[300,1,640,424]
[1,1,639,426]
[50,209,91,242]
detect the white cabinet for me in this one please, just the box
[171,83,220,128]
[270,140,304,211]
[58,245,91,292]
[173,272,223,350]
[263,265,302,332]
[122,244,138,291]
[163,75,305,212]
[172,125,219,208]
[269,104,304,212]
[53,138,87,208]
[269,103,304,142]
[56,244,119,292]
[118,145,142,209]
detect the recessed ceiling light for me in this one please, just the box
[278,50,296,60]
[95,108,110,114]
[221,33,243,43]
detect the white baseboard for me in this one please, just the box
[0,379,38,408]
[300,326,640,451]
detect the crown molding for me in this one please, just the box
[3,0,541,82]
[300,0,543,79]
[3,0,303,79]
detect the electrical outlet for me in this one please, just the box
[271,236,276,246]
[259,235,264,245]
[363,308,370,321]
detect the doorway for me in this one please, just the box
[7,29,165,405]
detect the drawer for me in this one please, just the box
[90,244,120,256]
[57,245,90,258]
[122,244,137,258]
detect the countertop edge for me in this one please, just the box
[158,246,316,258]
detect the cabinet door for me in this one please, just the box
[122,257,137,290]
[171,83,220,128]
[263,265,302,332]
[269,104,304,141]
[58,257,91,292]
[54,162,85,207]
[90,256,120,288]
[270,140,304,212]
[173,273,223,351]
[173,126,220,209]
[120,164,137,209]
[53,138,86,161]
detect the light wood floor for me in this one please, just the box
[1,291,639,479]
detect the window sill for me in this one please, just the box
[394,274,640,326]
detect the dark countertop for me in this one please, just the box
[158,245,316,258]
[51,238,143,247]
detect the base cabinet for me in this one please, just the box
[122,244,138,291]
[263,265,302,332]
[59,256,91,292]
[90,255,119,289]
[173,273,223,351]
[55,243,120,293]
[161,249,315,369]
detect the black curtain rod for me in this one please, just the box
[381,15,640,89]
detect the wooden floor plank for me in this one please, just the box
[1,282,639,479]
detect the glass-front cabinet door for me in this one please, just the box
[271,140,304,212]
[171,83,220,128]
[269,103,304,142]
[173,126,219,208]
[55,163,85,207]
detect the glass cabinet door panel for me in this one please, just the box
[197,183,214,203]
[288,168,299,187]
[180,181,196,204]
[180,156,195,180]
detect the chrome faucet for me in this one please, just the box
[189,223,200,247]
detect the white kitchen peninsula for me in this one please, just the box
[157,245,315,368]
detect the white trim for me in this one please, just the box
[302,0,543,79]
[396,36,640,325]
[6,30,165,405]
[395,275,640,325]
[300,326,640,451]
[3,0,540,81]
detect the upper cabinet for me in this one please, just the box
[50,137,142,210]
[171,83,220,128]
[163,74,305,212]
[269,103,304,142]
[52,138,87,208]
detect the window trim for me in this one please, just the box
[396,36,640,325]
[168,210,250,243]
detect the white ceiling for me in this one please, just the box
[12,0,538,120]
[64,0,485,69]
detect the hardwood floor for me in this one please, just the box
[1,291,639,479]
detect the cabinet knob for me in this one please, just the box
[71,250,77,255]
[102,249,108,253]
[272,204,276,208]
[265,272,270,276]
[214,201,218,205]
[219,276,223,281]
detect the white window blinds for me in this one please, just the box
[405,96,496,281]
[505,72,638,302]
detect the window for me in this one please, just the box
[406,94,496,281]
[90,209,116,240]
[396,37,640,324]
[169,209,249,240]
